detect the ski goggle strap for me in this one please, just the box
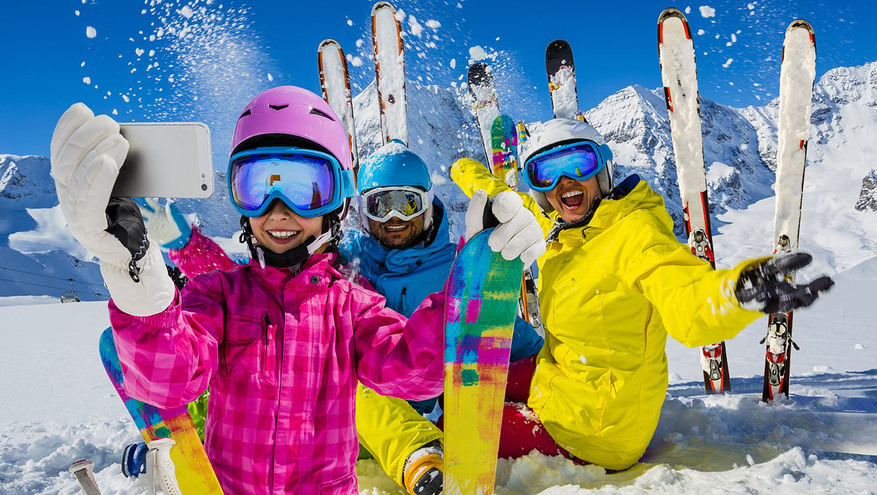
[228,147,355,218]
[361,186,429,222]
[523,141,611,192]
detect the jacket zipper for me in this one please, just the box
[261,313,271,377]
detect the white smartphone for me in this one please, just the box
[113,122,214,198]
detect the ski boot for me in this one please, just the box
[403,439,443,495]
[121,441,148,478]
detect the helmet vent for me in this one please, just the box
[309,107,334,120]
[269,104,289,111]
[239,109,252,118]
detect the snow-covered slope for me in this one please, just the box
[2,259,876,494]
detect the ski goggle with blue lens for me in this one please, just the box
[361,186,429,222]
[228,147,355,218]
[523,141,611,192]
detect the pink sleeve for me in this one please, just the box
[352,288,445,401]
[109,279,223,409]
[169,227,239,278]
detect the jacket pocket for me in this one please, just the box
[320,472,356,494]
[221,314,262,377]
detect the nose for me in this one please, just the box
[266,199,293,218]
[557,176,576,187]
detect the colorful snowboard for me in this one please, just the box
[489,114,518,182]
[98,328,224,494]
[443,228,521,495]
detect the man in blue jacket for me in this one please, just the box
[343,140,543,495]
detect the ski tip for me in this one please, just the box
[787,19,814,33]
[467,62,493,85]
[468,61,489,72]
[657,8,691,43]
[371,0,396,15]
[657,7,687,24]
[69,459,95,472]
[546,39,571,53]
[318,38,341,51]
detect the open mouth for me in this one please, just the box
[560,190,584,209]
[383,224,409,233]
[269,230,300,240]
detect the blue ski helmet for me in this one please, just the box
[357,140,434,230]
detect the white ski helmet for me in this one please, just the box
[520,118,614,214]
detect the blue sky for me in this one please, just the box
[1,0,874,159]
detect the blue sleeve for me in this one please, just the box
[510,315,543,362]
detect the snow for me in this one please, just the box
[2,259,876,494]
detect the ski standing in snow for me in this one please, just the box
[658,7,733,394]
[761,19,817,402]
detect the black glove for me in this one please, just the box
[735,252,834,314]
[105,197,150,281]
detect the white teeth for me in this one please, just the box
[385,225,407,232]
[562,191,583,199]
[269,230,299,239]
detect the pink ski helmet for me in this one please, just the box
[231,85,352,172]
[230,86,354,222]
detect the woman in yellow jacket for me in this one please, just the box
[451,118,833,471]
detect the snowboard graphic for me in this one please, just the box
[99,328,224,494]
[443,228,521,495]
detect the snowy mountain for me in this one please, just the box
[1,60,876,301]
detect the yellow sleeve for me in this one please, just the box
[451,157,556,237]
[618,210,765,347]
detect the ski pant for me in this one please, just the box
[356,355,576,489]
[356,383,443,488]
[496,355,579,460]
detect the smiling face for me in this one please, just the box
[545,175,603,223]
[249,200,325,254]
[367,212,426,250]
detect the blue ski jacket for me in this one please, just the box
[342,199,544,413]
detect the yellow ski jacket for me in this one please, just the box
[451,158,763,470]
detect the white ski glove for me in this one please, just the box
[51,103,174,316]
[465,189,546,267]
[138,198,193,250]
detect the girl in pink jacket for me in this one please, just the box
[50,86,545,494]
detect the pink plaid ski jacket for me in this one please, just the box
[109,250,445,494]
